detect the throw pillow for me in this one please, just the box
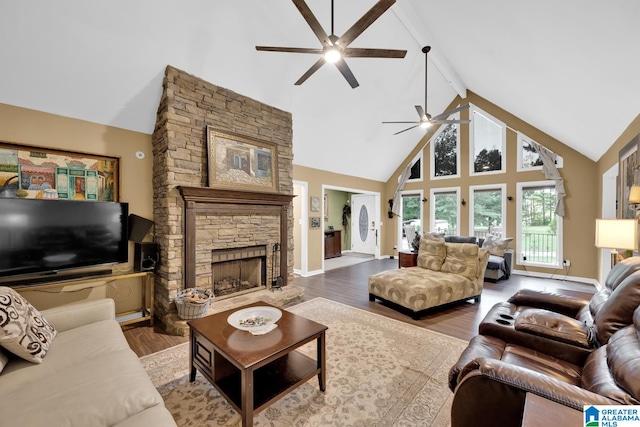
[441,243,479,280]
[417,238,446,271]
[422,231,445,242]
[482,235,513,257]
[0,287,57,363]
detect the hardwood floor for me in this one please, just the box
[124,258,594,357]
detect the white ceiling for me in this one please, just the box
[1,1,639,182]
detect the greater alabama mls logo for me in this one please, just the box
[584,405,640,426]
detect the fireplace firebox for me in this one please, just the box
[211,245,267,297]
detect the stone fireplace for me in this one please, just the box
[151,66,297,334]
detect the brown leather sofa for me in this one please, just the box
[475,257,640,364]
[448,306,640,427]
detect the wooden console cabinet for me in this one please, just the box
[324,230,342,259]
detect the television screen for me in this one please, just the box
[0,199,128,279]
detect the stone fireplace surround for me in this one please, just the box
[152,66,301,335]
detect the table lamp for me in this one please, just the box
[595,218,638,268]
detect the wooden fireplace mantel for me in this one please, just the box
[178,186,294,289]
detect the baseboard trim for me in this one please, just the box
[511,269,598,287]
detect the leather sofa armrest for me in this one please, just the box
[41,298,116,332]
[513,309,594,348]
[508,289,589,317]
[456,357,619,410]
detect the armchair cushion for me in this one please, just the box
[416,238,446,271]
[513,309,593,348]
[507,289,590,318]
[441,243,479,280]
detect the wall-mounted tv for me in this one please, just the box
[0,198,129,280]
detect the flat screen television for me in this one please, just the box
[0,198,129,280]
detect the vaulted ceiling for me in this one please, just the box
[1,1,639,182]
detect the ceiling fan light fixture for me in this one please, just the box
[420,121,432,129]
[324,47,341,63]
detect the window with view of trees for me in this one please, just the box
[470,185,505,240]
[407,153,422,181]
[430,116,459,179]
[430,188,459,235]
[517,132,564,172]
[516,181,562,268]
[470,106,505,175]
[399,192,422,250]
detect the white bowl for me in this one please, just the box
[227,306,282,332]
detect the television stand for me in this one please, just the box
[2,268,113,287]
[7,270,155,327]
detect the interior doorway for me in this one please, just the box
[322,185,380,272]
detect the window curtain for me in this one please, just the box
[530,140,566,217]
[391,163,413,216]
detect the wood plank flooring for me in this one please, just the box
[124,258,594,357]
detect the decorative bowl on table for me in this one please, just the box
[227,306,282,333]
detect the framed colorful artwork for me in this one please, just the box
[0,142,119,201]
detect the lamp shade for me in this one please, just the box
[595,219,638,250]
[630,186,640,204]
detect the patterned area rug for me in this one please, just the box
[141,297,466,426]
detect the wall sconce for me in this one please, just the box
[422,198,428,203]
[461,199,466,206]
[507,196,513,201]
[388,199,394,219]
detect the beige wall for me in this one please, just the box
[0,103,154,270]
[293,165,385,272]
[382,92,599,280]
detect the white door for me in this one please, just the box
[351,194,377,255]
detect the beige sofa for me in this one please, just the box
[369,241,490,319]
[0,298,176,427]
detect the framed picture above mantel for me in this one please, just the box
[0,142,119,201]
[206,126,279,193]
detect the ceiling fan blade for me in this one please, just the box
[292,0,332,47]
[334,58,359,88]
[382,121,421,124]
[430,105,470,121]
[295,57,327,85]
[343,47,406,58]
[415,106,427,120]
[256,46,324,54]
[393,124,421,135]
[337,0,396,47]
[431,119,472,125]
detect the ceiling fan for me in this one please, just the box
[256,0,407,89]
[383,46,470,135]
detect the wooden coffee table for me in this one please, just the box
[188,301,328,427]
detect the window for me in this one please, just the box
[517,132,563,172]
[430,187,460,236]
[398,191,423,250]
[430,114,460,179]
[516,181,562,268]
[470,184,506,240]
[407,152,422,182]
[470,105,506,175]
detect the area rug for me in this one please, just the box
[141,297,467,426]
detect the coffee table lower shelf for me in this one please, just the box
[209,351,320,413]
